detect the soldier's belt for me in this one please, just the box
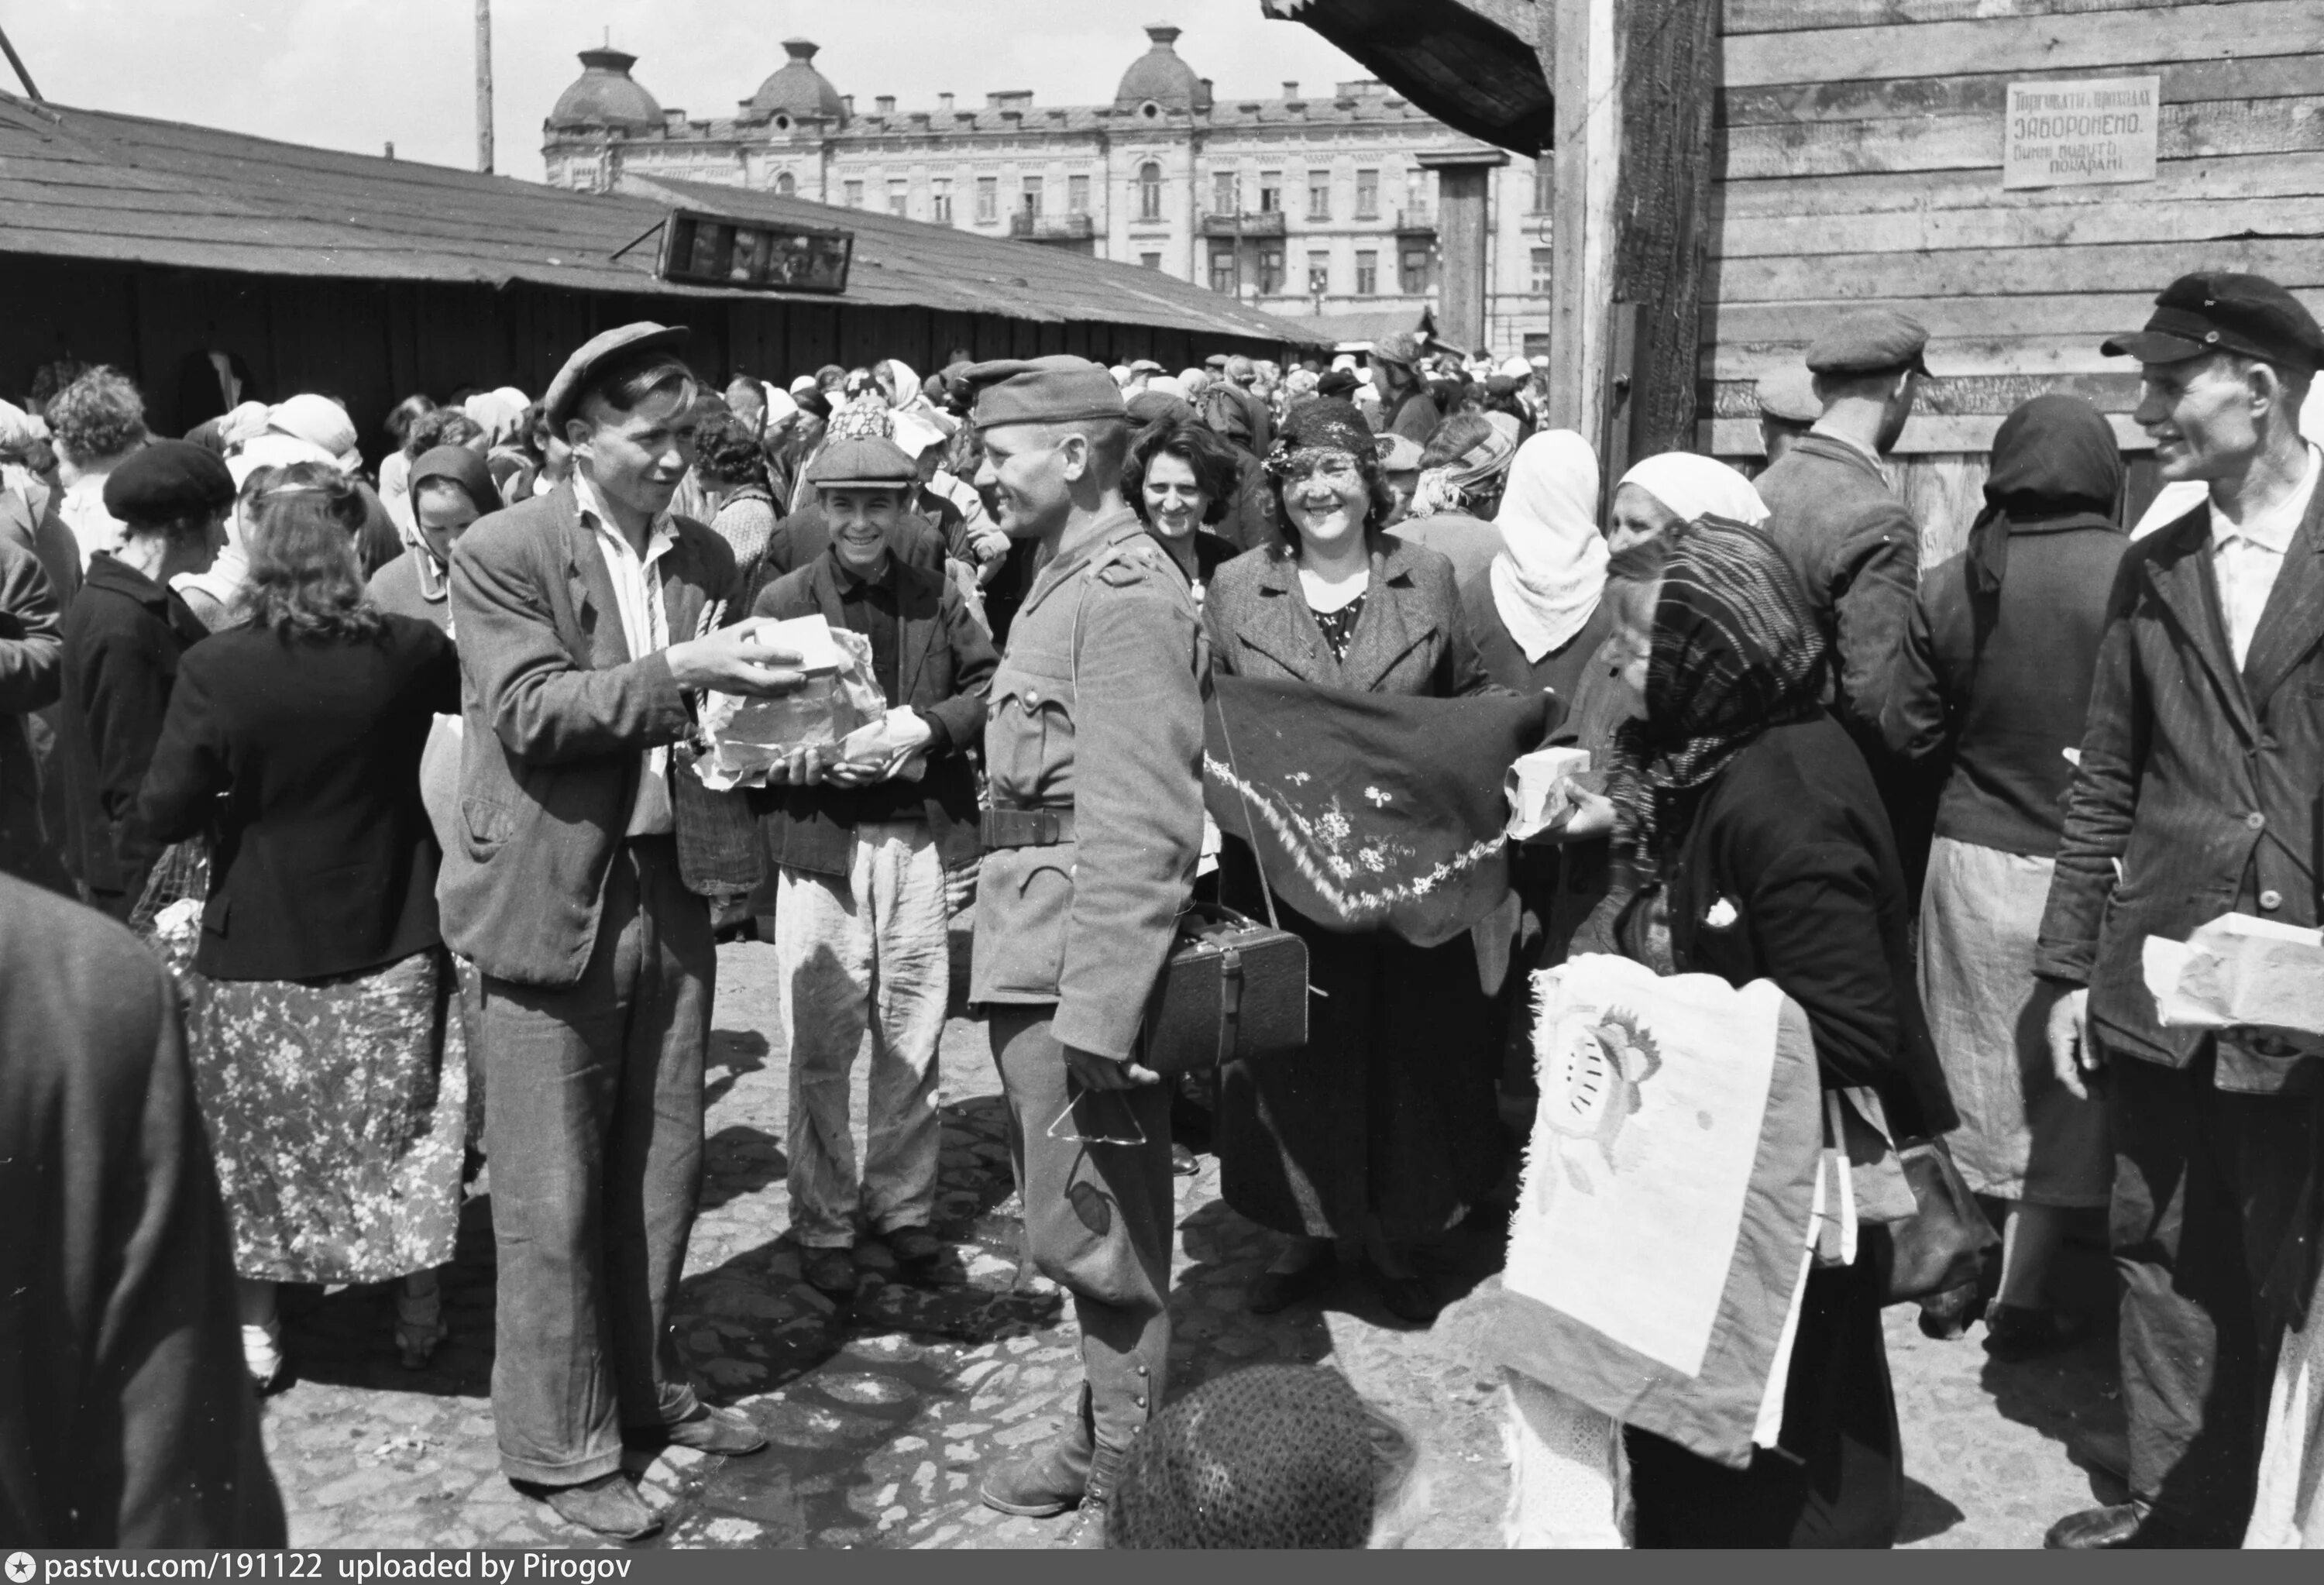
[982,807,1076,848]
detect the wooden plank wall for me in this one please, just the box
[1703,0,2324,562]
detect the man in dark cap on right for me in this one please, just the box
[962,355,1205,1545]
[1751,307,1935,892]
[2036,271,2324,1549]
[1370,332,1442,445]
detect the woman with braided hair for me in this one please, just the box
[1599,514,1957,1547]
[137,464,467,1389]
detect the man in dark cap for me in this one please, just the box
[1752,306,1936,892]
[443,323,805,1539]
[1369,332,1442,445]
[962,355,1205,1545]
[57,439,232,916]
[2036,271,2324,1550]
[748,435,997,1302]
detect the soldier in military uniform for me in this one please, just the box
[960,357,1207,1544]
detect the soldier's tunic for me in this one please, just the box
[971,507,1206,1447]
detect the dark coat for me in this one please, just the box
[2035,488,2324,1090]
[748,548,996,878]
[57,555,211,909]
[0,872,286,1545]
[439,483,741,988]
[968,510,1207,1061]
[0,532,66,890]
[1203,531,1508,1240]
[136,617,459,982]
[1883,519,2127,858]
[1204,533,1496,698]
[1666,716,1958,1140]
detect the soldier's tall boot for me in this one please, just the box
[1058,1297,1168,1548]
[978,1380,1093,1518]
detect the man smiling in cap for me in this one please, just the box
[2037,271,2324,1549]
[964,356,1205,1542]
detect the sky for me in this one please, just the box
[5,1,1370,179]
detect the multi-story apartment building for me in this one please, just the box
[541,24,1553,357]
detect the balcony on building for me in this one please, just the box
[1394,206,1437,235]
[1198,210,1287,238]
[1008,211,1098,244]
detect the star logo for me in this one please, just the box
[6,1552,36,1583]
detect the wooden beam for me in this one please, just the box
[1544,0,1618,442]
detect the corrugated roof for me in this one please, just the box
[0,91,1328,346]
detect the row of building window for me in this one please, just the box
[791,159,1552,225]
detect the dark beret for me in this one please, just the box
[103,439,235,523]
[1805,308,1930,376]
[2102,270,2324,373]
[806,436,919,489]
[964,356,1127,432]
[543,321,692,431]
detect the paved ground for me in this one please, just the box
[257,930,2126,1549]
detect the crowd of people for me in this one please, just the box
[3,265,2322,1551]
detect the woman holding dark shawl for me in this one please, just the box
[1606,515,1957,1548]
[1204,397,1502,1323]
[1882,394,2126,1359]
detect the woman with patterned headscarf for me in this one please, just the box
[1204,397,1504,1325]
[1603,514,1957,1549]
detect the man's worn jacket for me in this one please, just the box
[440,482,740,988]
[2035,486,2324,1093]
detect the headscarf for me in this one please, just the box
[409,443,500,521]
[1262,397,1373,482]
[1489,430,1607,662]
[462,389,525,447]
[1407,411,1516,519]
[266,394,358,459]
[1610,516,1828,864]
[826,395,896,442]
[875,359,920,409]
[218,401,270,448]
[1618,451,1769,528]
[1966,394,2123,594]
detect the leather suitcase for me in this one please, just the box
[1142,903,1309,1076]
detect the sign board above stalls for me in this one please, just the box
[655,208,853,293]
[2003,76,2161,191]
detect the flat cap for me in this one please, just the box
[1375,431,1425,472]
[964,356,1127,432]
[1126,390,1195,428]
[1128,358,1165,375]
[1204,353,1231,370]
[104,439,235,523]
[544,321,692,431]
[1805,308,1930,376]
[806,435,919,489]
[1371,332,1426,368]
[2102,270,2324,372]
[1755,364,1823,425]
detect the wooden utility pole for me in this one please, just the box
[474,0,494,174]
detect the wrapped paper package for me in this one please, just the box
[2143,913,2324,1037]
[693,617,888,791]
[1504,747,1593,841]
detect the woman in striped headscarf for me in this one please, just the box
[1604,514,1958,1549]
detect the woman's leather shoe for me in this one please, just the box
[2044,1500,2152,1549]
[1367,1261,1439,1325]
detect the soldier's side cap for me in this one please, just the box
[2101,271,2324,372]
[544,321,693,431]
[1804,308,1930,376]
[1375,431,1425,472]
[964,356,1129,432]
[1755,365,1823,425]
[806,435,919,490]
[103,438,235,522]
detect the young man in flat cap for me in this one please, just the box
[749,435,998,1301]
[1752,306,1936,892]
[963,355,1206,1545]
[443,323,806,1540]
[2037,272,2324,1549]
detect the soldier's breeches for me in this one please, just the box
[990,1005,1174,1446]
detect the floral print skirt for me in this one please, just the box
[186,947,467,1284]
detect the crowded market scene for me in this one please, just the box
[5,0,2324,1554]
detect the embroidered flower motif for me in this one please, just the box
[1358,848,1387,872]
[1363,786,1392,807]
[1704,897,1739,930]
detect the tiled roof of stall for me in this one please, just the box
[0,91,1328,345]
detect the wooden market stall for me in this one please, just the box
[1273,0,2324,557]
[0,90,1324,461]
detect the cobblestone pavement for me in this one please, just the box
[257,933,2126,1549]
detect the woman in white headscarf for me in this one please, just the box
[1607,452,1769,569]
[1466,429,1609,700]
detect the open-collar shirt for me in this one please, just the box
[2212,442,2322,670]
[573,469,679,836]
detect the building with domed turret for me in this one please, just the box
[541,24,1554,358]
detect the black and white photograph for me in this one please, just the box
[2,0,2322,1554]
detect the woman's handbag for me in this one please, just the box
[1142,901,1308,1077]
